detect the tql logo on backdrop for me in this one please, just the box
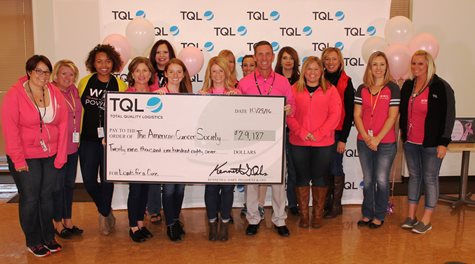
[280,26,312,37]
[155,25,180,36]
[180,10,214,21]
[111,10,146,20]
[344,25,377,37]
[312,10,344,21]
[246,10,280,21]
[214,26,248,36]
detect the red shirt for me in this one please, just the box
[407,87,429,144]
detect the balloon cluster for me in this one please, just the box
[361,16,440,81]
[101,17,204,75]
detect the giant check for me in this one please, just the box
[105,92,286,184]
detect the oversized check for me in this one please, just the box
[105,92,286,184]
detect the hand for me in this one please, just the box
[437,145,447,159]
[284,104,292,116]
[226,90,237,95]
[305,133,316,141]
[102,138,106,146]
[156,89,166,95]
[16,166,29,172]
[197,89,207,95]
[336,141,346,154]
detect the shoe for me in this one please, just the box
[219,221,229,241]
[55,227,72,239]
[411,222,432,234]
[27,245,51,257]
[150,213,162,225]
[246,224,259,236]
[208,221,218,241]
[129,229,146,243]
[44,240,62,253]
[401,217,419,229]
[324,176,344,219]
[258,206,265,219]
[107,212,116,230]
[241,204,247,217]
[369,220,384,229]
[289,206,299,216]
[357,219,372,226]
[140,227,153,238]
[66,226,84,235]
[174,220,185,236]
[274,225,290,237]
[167,224,181,242]
[98,214,110,235]
[229,214,234,224]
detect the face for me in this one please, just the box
[411,55,428,79]
[55,65,75,90]
[254,45,274,72]
[281,52,294,71]
[94,52,113,77]
[155,44,171,69]
[241,57,256,76]
[132,63,152,86]
[210,64,225,87]
[226,54,235,73]
[370,56,387,80]
[165,63,184,86]
[323,51,341,73]
[29,61,51,88]
[304,61,322,85]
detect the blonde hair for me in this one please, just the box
[321,47,345,72]
[363,51,391,87]
[51,59,79,84]
[201,56,234,93]
[218,49,237,84]
[411,50,436,88]
[295,56,328,93]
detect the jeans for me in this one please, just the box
[79,139,113,217]
[162,184,185,225]
[8,156,57,247]
[147,184,162,215]
[285,130,297,208]
[291,144,333,187]
[404,142,443,209]
[53,152,78,221]
[205,185,234,221]
[357,141,396,221]
[127,183,149,227]
[330,132,345,177]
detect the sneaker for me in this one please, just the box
[411,222,432,234]
[401,217,419,229]
[44,240,62,253]
[258,206,265,219]
[27,245,51,257]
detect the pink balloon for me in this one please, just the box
[177,47,204,76]
[385,44,411,80]
[102,34,131,70]
[408,33,440,59]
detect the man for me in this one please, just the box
[238,40,294,237]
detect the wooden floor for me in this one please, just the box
[0,196,474,264]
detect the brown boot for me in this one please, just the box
[311,186,328,228]
[296,187,310,228]
[325,176,344,218]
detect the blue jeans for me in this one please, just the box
[205,185,235,221]
[79,140,113,217]
[8,156,57,247]
[291,144,333,187]
[53,152,78,221]
[404,142,443,209]
[147,184,162,215]
[127,183,149,227]
[285,130,297,208]
[357,141,396,221]
[330,132,345,177]
[162,184,185,225]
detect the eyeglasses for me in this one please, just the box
[33,68,51,76]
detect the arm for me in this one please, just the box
[437,78,456,158]
[53,88,69,169]
[353,104,371,146]
[339,79,355,143]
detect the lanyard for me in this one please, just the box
[408,83,428,133]
[97,77,110,128]
[27,81,46,133]
[64,90,77,131]
[254,72,276,95]
[369,86,383,130]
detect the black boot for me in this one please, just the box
[208,221,218,241]
[325,176,344,218]
[167,223,181,241]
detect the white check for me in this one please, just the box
[105,92,285,184]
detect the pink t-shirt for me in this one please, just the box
[355,82,400,143]
[126,85,158,93]
[407,87,429,144]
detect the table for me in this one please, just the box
[438,143,475,208]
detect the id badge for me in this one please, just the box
[97,127,105,138]
[39,139,48,152]
[72,132,80,143]
[368,130,374,137]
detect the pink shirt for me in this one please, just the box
[59,84,82,155]
[354,82,400,143]
[287,84,342,147]
[200,87,241,95]
[407,87,429,144]
[126,85,159,93]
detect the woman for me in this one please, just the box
[321,47,355,218]
[51,60,83,239]
[399,50,455,234]
[218,49,238,87]
[156,58,192,241]
[354,51,400,229]
[275,46,301,215]
[2,55,68,257]
[147,40,177,224]
[241,55,256,77]
[287,56,341,229]
[125,57,157,242]
[78,44,127,236]
[198,56,240,241]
